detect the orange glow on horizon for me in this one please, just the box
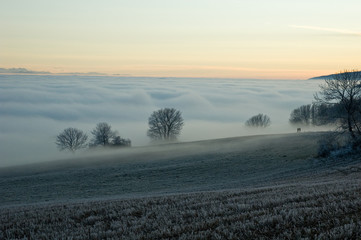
[0,63,330,80]
[2,1,360,81]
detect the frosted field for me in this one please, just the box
[0,75,323,167]
[1,132,361,238]
[1,148,361,239]
[2,175,361,239]
[0,132,325,206]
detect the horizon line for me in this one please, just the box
[0,67,315,80]
[0,72,310,81]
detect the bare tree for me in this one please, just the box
[245,114,271,128]
[315,70,361,140]
[56,128,88,152]
[112,136,131,147]
[91,122,117,146]
[289,104,312,125]
[147,108,184,141]
[289,103,339,126]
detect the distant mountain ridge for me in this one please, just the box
[0,67,107,76]
[0,67,50,74]
[309,71,361,80]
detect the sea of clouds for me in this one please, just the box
[0,75,323,167]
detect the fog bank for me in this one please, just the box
[0,75,323,167]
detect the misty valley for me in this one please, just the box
[0,75,323,167]
[2,0,361,238]
[1,74,361,239]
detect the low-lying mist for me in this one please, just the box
[0,75,325,167]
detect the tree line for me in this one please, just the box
[248,70,361,156]
[56,107,272,153]
[56,122,131,153]
[290,70,361,139]
[289,103,339,126]
[56,108,184,153]
[244,70,361,155]
[290,70,361,154]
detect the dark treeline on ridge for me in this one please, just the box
[309,70,361,80]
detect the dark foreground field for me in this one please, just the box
[1,171,361,239]
[1,132,361,239]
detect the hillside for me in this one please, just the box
[309,71,361,80]
[1,132,361,239]
[1,132,361,238]
[0,131,351,207]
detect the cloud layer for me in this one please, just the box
[0,75,322,167]
[290,25,361,37]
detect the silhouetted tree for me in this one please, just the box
[147,108,184,141]
[91,122,117,146]
[315,70,361,141]
[313,103,341,125]
[56,128,88,152]
[245,114,271,128]
[289,103,339,126]
[112,136,131,147]
[289,104,312,125]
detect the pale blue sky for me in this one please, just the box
[1,0,361,79]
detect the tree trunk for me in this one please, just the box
[348,114,356,139]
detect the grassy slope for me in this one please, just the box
[0,132,324,206]
[1,132,361,239]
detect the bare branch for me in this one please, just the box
[314,70,361,141]
[245,114,271,128]
[147,108,184,141]
[91,122,117,146]
[55,128,88,152]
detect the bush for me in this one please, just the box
[318,138,338,158]
[317,133,352,158]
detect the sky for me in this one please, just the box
[1,0,361,79]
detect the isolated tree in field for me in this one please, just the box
[245,113,271,128]
[55,128,88,152]
[315,70,361,140]
[147,108,184,141]
[91,122,117,146]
